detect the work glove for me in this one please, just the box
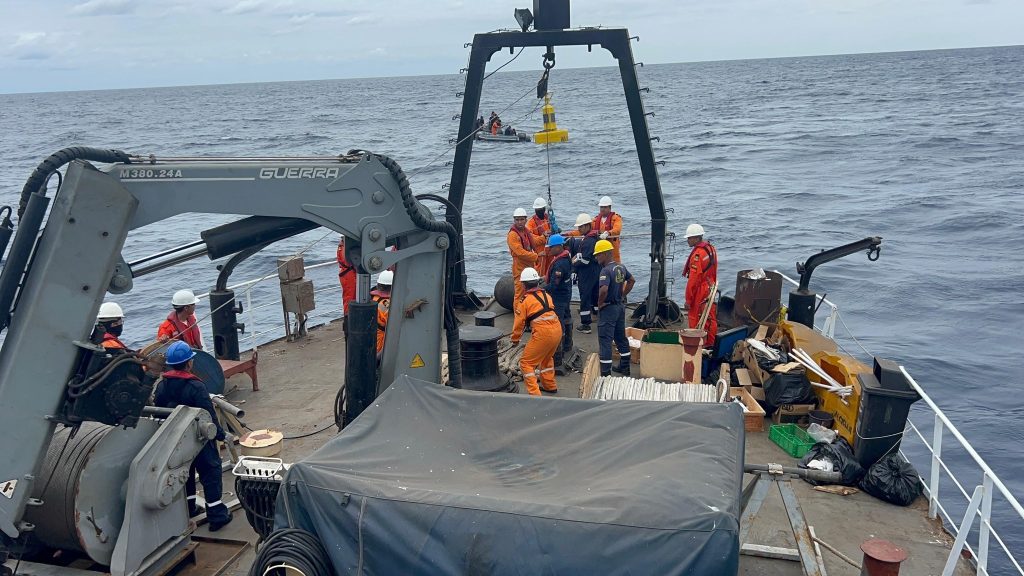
[600,231,609,240]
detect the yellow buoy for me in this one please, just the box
[533,93,569,145]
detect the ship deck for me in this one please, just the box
[195,304,971,576]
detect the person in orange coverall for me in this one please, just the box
[683,223,718,347]
[527,197,555,275]
[593,195,623,264]
[370,270,393,358]
[511,267,562,396]
[507,207,541,311]
[337,236,356,335]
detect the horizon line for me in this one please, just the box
[2,43,1020,97]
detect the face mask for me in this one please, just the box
[107,323,124,337]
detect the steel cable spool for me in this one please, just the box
[27,423,111,553]
[23,420,162,564]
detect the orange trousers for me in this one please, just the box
[688,302,718,348]
[520,317,562,395]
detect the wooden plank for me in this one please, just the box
[772,361,803,373]
[740,543,801,562]
[753,324,769,341]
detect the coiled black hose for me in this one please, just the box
[2,147,131,331]
[369,152,464,389]
[18,147,131,217]
[247,528,332,576]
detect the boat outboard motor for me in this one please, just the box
[788,237,882,328]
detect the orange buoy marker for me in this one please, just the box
[533,93,569,144]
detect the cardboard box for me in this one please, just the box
[734,368,752,389]
[738,342,770,384]
[771,403,815,425]
[749,383,765,402]
[613,327,646,365]
[729,387,767,432]
[639,330,684,382]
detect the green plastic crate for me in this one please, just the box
[769,424,816,458]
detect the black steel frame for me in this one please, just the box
[446,27,670,325]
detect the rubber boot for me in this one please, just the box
[612,358,631,376]
[554,348,565,376]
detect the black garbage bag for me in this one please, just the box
[798,437,865,486]
[859,454,923,506]
[763,371,813,413]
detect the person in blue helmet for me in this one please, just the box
[544,233,574,373]
[154,341,233,531]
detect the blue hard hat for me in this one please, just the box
[546,233,565,247]
[166,341,197,365]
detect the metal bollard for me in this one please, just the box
[860,539,907,576]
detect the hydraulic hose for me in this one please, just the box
[370,152,463,389]
[18,147,130,217]
[1,147,131,331]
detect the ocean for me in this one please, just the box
[2,45,1023,563]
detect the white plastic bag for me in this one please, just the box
[807,423,837,444]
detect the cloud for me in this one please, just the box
[224,0,266,15]
[17,52,52,61]
[71,0,136,16]
[346,14,381,26]
[289,13,314,24]
[12,32,47,48]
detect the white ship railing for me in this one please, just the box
[194,259,344,349]
[775,270,1024,576]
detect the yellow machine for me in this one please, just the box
[533,93,569,144]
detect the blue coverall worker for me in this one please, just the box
[154,341,234,531]
[566,213,601,334]
[544,234,573,372]
[595,240,636,377]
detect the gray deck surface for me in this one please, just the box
[199,306,971,576]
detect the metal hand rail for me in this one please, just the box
[774,270,1022,575]
[194,258,344,349]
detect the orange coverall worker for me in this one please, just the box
[511,287,562,395]
[371,290,390,354]
[507,225,540,309]
[684,240,718,346]
[337,242,356,315]
[593,211,623,263]
[526,212,554,275]
[157,312,204,349]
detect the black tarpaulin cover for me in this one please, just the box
[276,376,744,575]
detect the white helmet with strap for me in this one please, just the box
[97,302,124,321]
[519,267,541,282]
[533,197,547,209]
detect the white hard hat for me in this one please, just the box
[377,270,394,286]
[575,213,593,227]
[520,267,541,282]
[97,302,124,321]
[513,207,528,218]
[685,223,705,238]
[598,195,612,207]
[533,197,547,209]
[171,289,200,307]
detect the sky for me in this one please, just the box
[1,0,1021,94]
